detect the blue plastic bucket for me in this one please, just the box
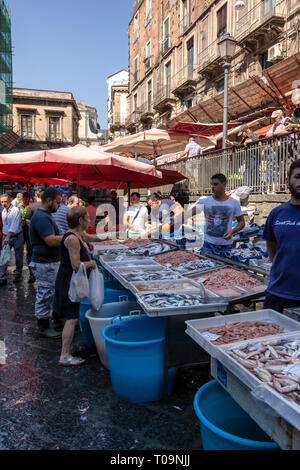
[103,316,177,402]
[79,288,135,350]
[193,380,279,450]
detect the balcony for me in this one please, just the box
[197,39,223,78]
[179,15,190,36]
[153,85,176,113]
[172,64,198,97]
[125,109,140,130]
[109,112,126,129]
[139,101,154,121]
[235,0,285,50]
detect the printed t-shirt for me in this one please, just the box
[124,204,148,234]
[197,196,243,246]
[263,201,300,300]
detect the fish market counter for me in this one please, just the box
[94,240,231,399]
[185,310,300,449]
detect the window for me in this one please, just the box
[134,56,138,84]
[186,98,193,109]
[147,80,152,111]
[187,37,194,74]
[217,3,227,37]
[165,62,172,92]
[262,0,276,16]
[260,52,273,70]
[216,79,225,93]
[49,116,60,139]
[181,0,189,33]
[145,41,151,71]
[21,114,32,138]
[145,0,152,26]
[133,13,139,44]
[134,94,138,111]
[163,17,170,52]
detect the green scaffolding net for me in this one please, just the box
[0,0,12,136]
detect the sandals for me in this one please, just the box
[59,356,86,367]
[71,345,88,356]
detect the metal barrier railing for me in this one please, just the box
[156,131,300,196]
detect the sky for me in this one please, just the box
[9,0,133,128]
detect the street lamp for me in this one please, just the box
[217,32,237,162]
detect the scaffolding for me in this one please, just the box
[0,0,12,136]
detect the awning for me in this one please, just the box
[169,121,240,136]
[165,52,300,127]
[0,129,21,152]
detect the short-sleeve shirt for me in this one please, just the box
[263,201,300,300]
[197,196,243,246]
[25,202,41,221]
[29,208,60,263]
[124,204,148,233]
[157,199,178,225]
[52,204,70,234]
[184,141,202,158]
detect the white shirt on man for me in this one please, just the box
[124,204,148,234]
[1,204,22,236]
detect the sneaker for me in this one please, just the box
[28,275,36,284]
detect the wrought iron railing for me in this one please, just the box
[197,38,220,73]
[172,63,198,90]
[235,0,284,40]
[153,85,174,107]
[156,131,300,196]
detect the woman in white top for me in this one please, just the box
[123,192,148,238]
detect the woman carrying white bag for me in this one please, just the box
[53,206,102,367]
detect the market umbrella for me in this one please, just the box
[170,121,240,137]
[0,172,70,185]
[100,128,215,157]
[0,144,162,198]
[0,144,165,204]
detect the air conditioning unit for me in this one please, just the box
[267,43,283,62]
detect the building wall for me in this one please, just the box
[126,0,300,132]
[77,101,108,146]
[0,0,12,135]
[12,88,81,151]
[107,70,129,141]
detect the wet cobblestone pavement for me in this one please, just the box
[0,267,210,450]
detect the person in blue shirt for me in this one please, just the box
[263,159,300,312]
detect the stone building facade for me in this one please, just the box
[107,70,129,141]
[77,101,108,147]
[12,88,81,151]
[126,0,300,131]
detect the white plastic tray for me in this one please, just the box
[185,309,300,359]
[136,288,229,317]
[215,331,300,431]
[130,278,201,294]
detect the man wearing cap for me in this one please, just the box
[226,124,258,147]
[266,110,288,137]
[180,136,202,159]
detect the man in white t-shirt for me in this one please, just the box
[196,173,245,255]
[123,192,148,238]
[180,136,202,159]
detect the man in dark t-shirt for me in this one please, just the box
[29,188,63,338]
[263,159,300,312]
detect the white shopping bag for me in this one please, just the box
[89,268,104,311]
[0,245,11,267]
[68,262,90,302]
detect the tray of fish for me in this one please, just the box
[188,267,267,301]
[119,270,183,283]
[130,278,201,294]
[136,291,229,317]
[123,241,178,257]
[106,259,161,268]
[172,258,225,275]
[93,244,129,255]
[185,309,300,359]
[216,332,300,430]
[99,253,145,264]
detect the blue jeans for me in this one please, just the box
[201,240,232,256]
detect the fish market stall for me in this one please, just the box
[185,311,300,449]
[95,245,230,400]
